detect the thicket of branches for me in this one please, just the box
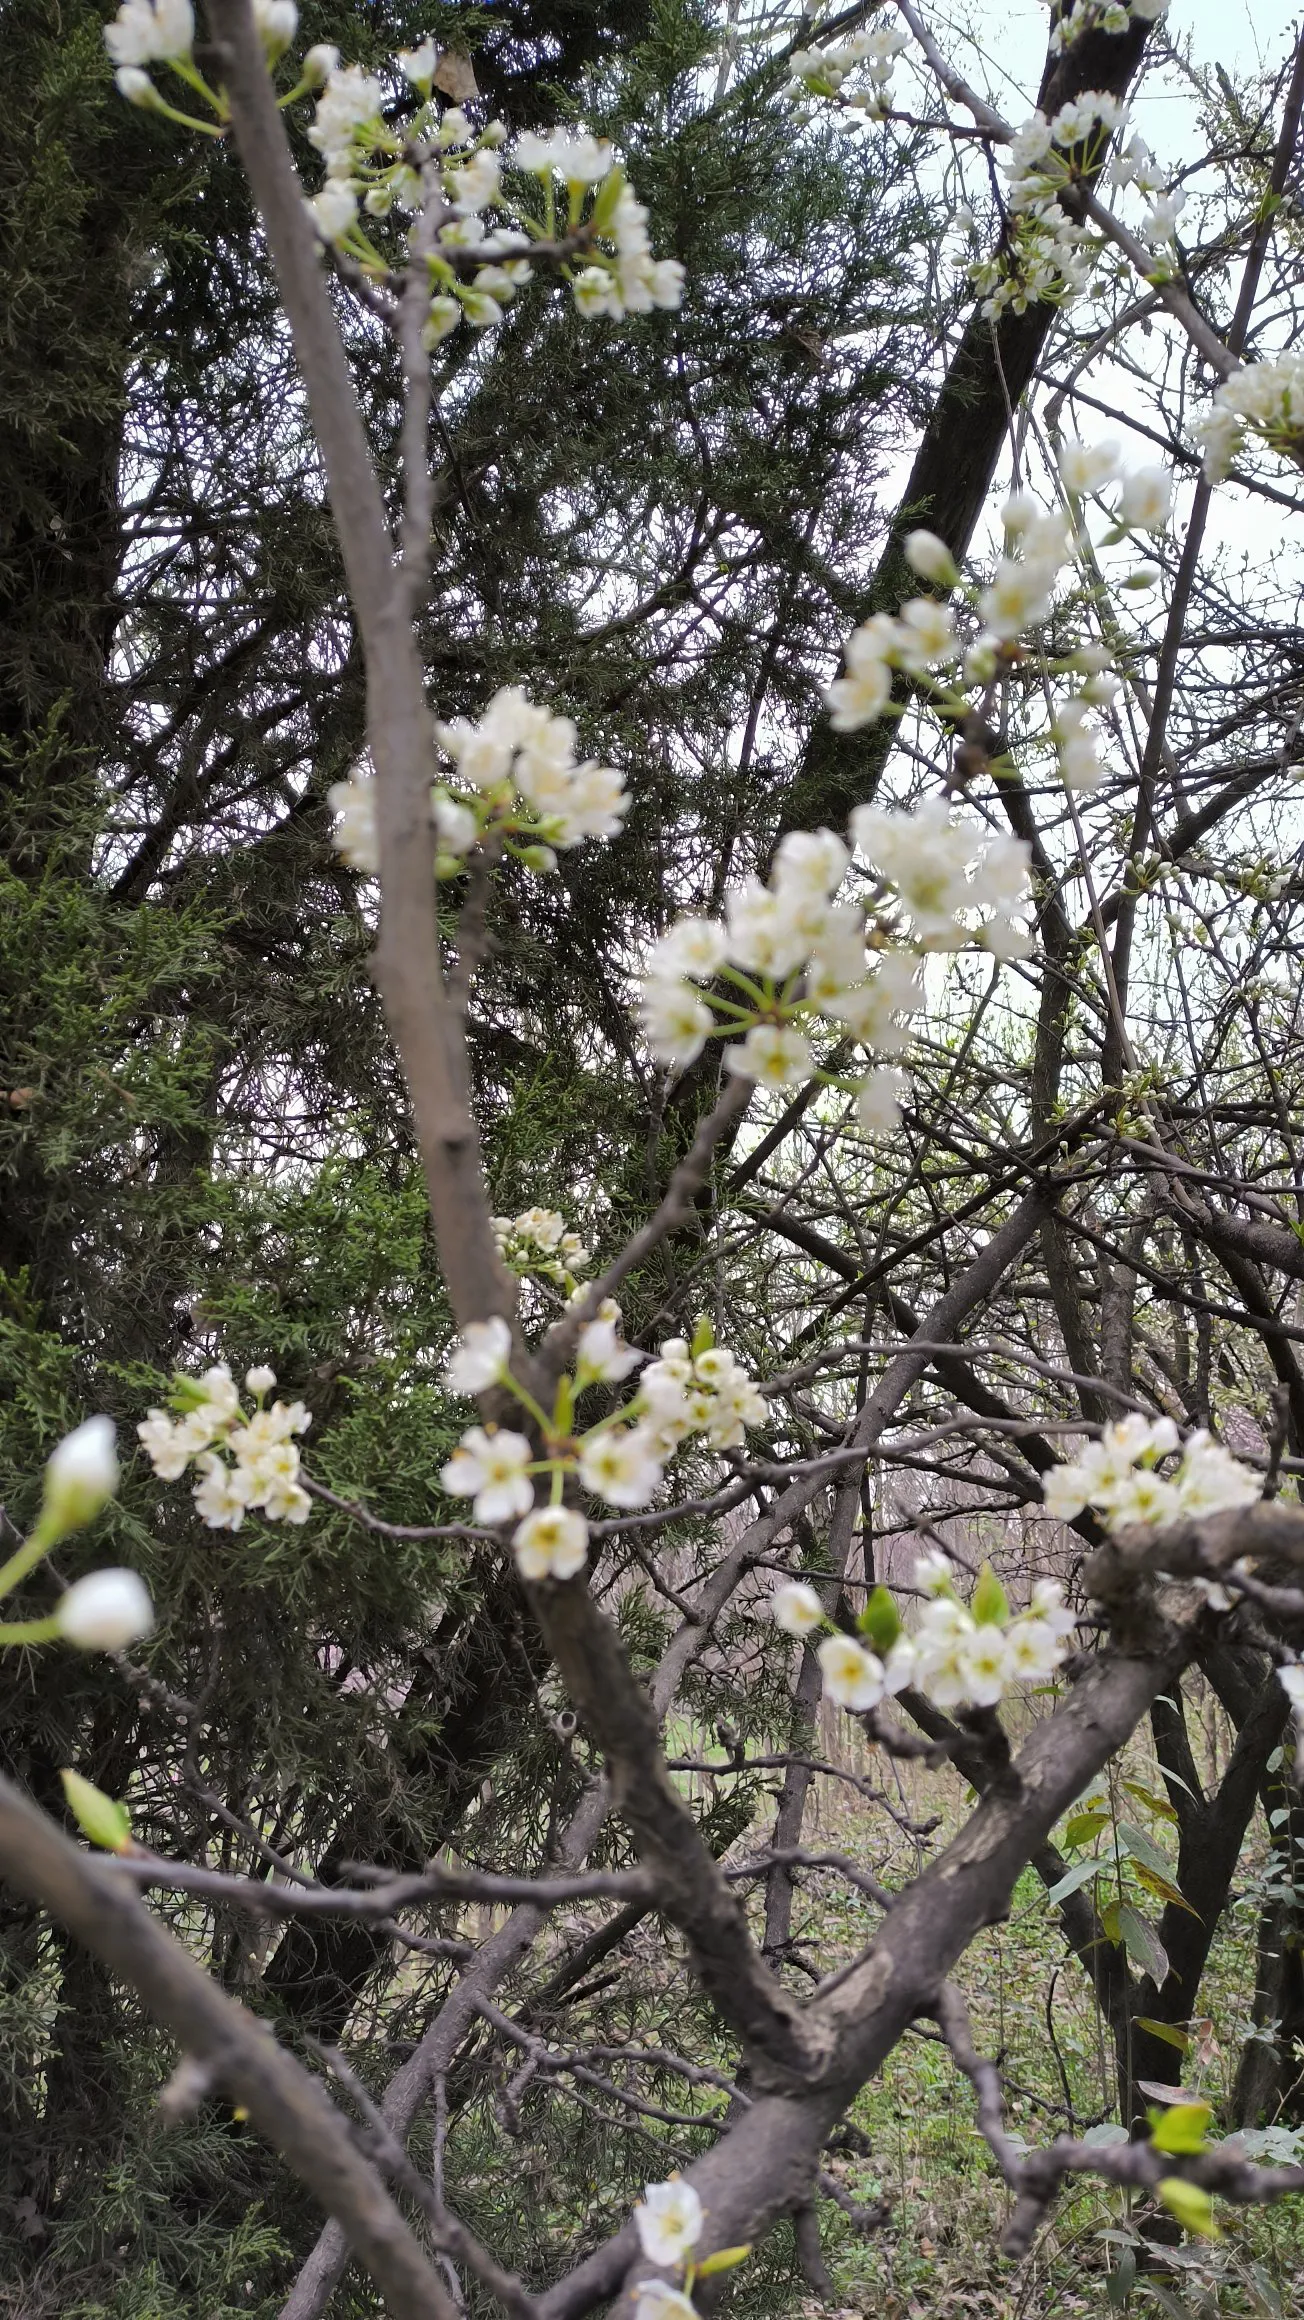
[4,2,1304,2317]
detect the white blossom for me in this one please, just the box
[634,2178,704,2267]
[308,182,358,243]
[818,1633,886,1711]
[576,1317,642,1387]
[441,1427,534,1524]
[1058,439,1121,496]
[443,1317,513,1394]
[328,766,379,873]
[397,38,437,84]
[104,0,193,65]
[512,1504,588,1580]
[578,1425,664,1508]
[723,1022,814,1088]
[856,1065,908,1135]
[772,1581,824,1635]
[638,980,713,1069]
[1117,467,1173,530]
[633,2288,699,2320]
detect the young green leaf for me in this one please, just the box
[60,1767,132,1854]
[1157,2178,1220,2238]
[972,1562,1009,1626]
[1149,2101,1212,2156]
[694,2245,751,2278]
[858,1585,901,1652]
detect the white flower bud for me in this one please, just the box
[42,1417,120,1536]
[115,64,158,104]
[903,530,958,587]
[253,0,297,55]
[55,1568,154,1653]
[245,1366,277,1397]
[302,42,338,85]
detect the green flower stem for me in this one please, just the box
[0,1614,61,1645]
[0,1517,58,1606]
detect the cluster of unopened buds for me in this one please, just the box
[1041,1413,1260,1531]
[439,1314,766,1579]
[627,2176,746,2320]
[787,20,909,116]
[1194,351,1304,485]
[773,1553,1077,1715]
[104,5,682,341]
[329,686,629,880]
[492,1207,591,1292]
[138,1364,312,1529]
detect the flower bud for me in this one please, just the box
[55,1568,154,1653]
[115,64,159,105]
[245,1366,277,1397]
[903,529,958,587]
[254,0,297,55]
[42,1417,120,1537]
[301,42,338,85]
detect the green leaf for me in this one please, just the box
[694,2245,751,2278]
[1046,1856,1106,1905]
[690,1313,715,1358]
[1102,1898,1123,1943]
[1105,2244,1137,2308]
[1117,1819,1175,1880]
[858,1586,901,1652]
[1134,2018,1191,2053]
[1122,1780,1180,1824]
[1149,2102,1212,2156]
[972,1561,1009,1626]
[1118,1907,1168,1985]
[60,1768,132,1854]
[1065,1810,1111,1848]
[589,163,627,235]
[1157,2178,1220,2239]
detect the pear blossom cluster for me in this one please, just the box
[438,1316,767,1579]
[634,805,1030,1132]
[1194,353,1304,484]
[328,686,629,883]
[105,9,681,342]
[775,1555,1077,1716]
[107,0,299,119]
[305,75,682,336]
[965,93,1130,320]
[492,1208,591,1290]
[1049,0,1169,52]
[1041,1414,1260,1532]
[137,1365,312,1530]
[787,22,909,116]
